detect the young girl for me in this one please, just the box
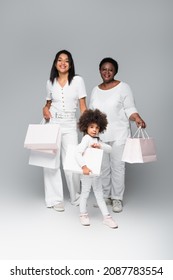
[75,109,118,229]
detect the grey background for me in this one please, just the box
[0,0,172,260]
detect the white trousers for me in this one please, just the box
[43,118,80,207]
[101,142,125,201]
[80,175,109,217]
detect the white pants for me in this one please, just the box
[101,142,125,201]
[80,175,109,217]
[43,118,80,207]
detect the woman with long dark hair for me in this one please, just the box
[43,50,87,211]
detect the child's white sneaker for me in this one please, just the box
[103,215,118,229]
[80,214,90,226]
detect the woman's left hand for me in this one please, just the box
[130,113,146,128]
[135,116,146,128]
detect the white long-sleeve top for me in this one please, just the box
[89,82,138,144]
[75,134,112,168]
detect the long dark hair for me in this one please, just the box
[50,50,75,84]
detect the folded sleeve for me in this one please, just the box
[122,83,138,118]
[88,87,96,109]
[76,76,87,99]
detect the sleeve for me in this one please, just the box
[77,76,87,99]
[46,80,52,101]
[75,135,89,167]
[122,83,138,118]
[89,87,96,109]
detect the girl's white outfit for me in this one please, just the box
[75,134,112,216]
[89,82,138,200]
[44,76,87,207]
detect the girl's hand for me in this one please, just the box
[91,143,101,149]
[82,165,92,175]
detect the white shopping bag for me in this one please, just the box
[63,145,103,176]
[29,149,60,169]
[24,123,61,151]
[26,121,61,169]
[122,127,157,163]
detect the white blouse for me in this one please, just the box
[89,82,138,144]
[46,76,87,113]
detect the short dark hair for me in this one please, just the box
[99,57,118,75]
[78,109,108,134]
[50,50,75,84]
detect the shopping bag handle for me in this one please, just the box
[133,127,149,139]
[40,118,54,125]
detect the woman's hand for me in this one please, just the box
[130,113,146,128]
[135,116,146,128]
[43,106,52,120]
[82,165,92,175]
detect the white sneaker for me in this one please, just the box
[112,199,123,213]
[53,202,65,212]
[103,215,118,229]
[80,214,90,226]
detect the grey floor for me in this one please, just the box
[1,164,172,260]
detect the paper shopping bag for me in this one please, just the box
[24,123,61,150]
[29,150,60,169]
[122,128,157,163]
[63,145,103,176]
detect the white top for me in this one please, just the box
[46,76,87,114]
[89,82,138,144]
[75,134,112,167]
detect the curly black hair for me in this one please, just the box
[78,109,108,134]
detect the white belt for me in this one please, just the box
[54,112,75,119]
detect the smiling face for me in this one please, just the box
[87,123,100,137]
[55,53,70,74]
[99,62,116,84]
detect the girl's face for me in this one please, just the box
[100,62,116,83]
[87,123,100,137]
[55,53,70,74]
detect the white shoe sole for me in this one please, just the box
[112,207,122,213]
[53,205,65,212]
[103,221,118,229]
